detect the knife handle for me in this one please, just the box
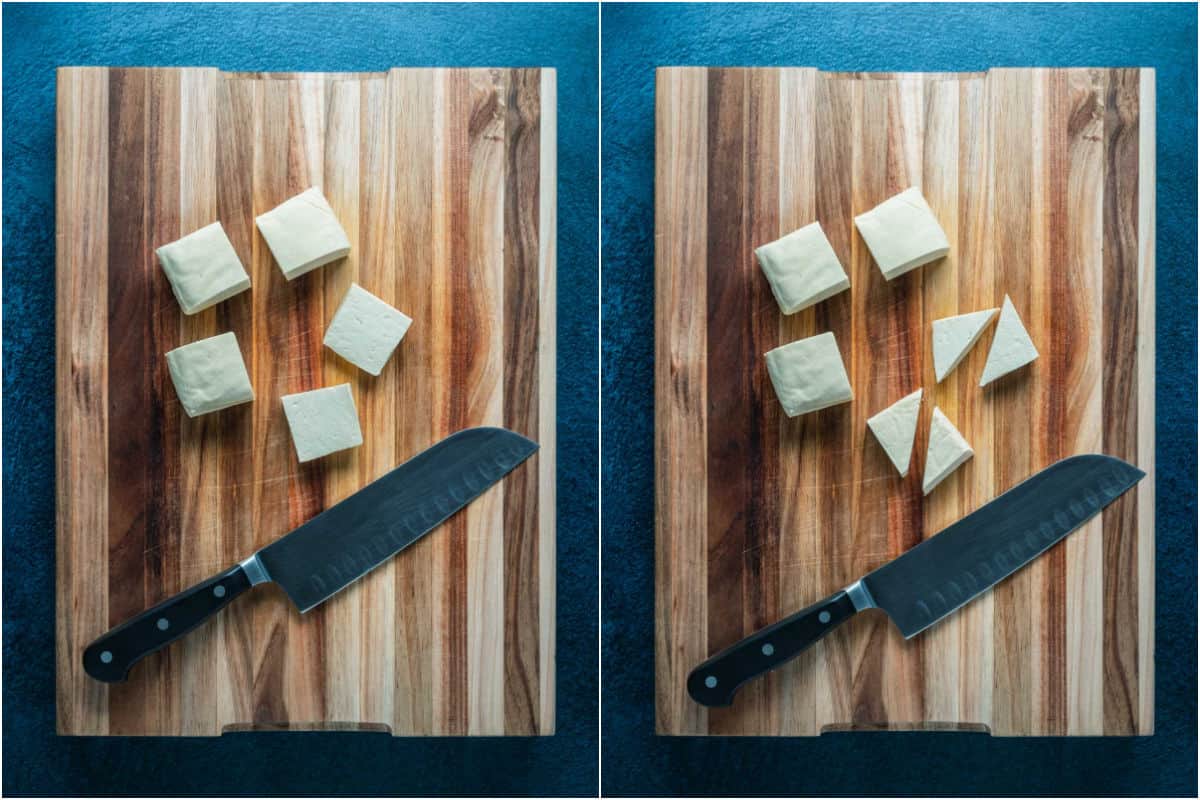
[82,564,252,683]
[687,590,858,707]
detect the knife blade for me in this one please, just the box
[687,454,1145,707]
[83,426,538,683]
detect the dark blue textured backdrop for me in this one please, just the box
[2,3,597,796]
[601,3,1197,796]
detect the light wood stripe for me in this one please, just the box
[391,68,437,735]
[177,66,221,735]
[776,66,824,736]
[922,74,961,726]
[322,74,364,726]
[537,68,557,734]
[1135,68,1156,735]
[56,66,110,735]
[1062,67,1106,734]
[653,66,708,735]
[954,74,993,729]
[465,68,507,736]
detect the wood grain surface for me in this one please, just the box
[56,67,556,736]
[654,67,1154,736]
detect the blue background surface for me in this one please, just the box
[601,3,1197,796]
[2,3,597,796]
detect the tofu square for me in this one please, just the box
[764,331,853,418]
[755,222,850,314]
[323,283,413,376]
[155,222,251,314]
[281,384,363,463]
[854,187,950,280]
[165,332,255,417]
[255,187,352,280]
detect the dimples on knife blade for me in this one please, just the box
[256,427,538,611]
[861,454,1145,637]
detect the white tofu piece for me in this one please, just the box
[764,332,853,418]
[854,187,950,280]
[323,283,413,376]
[923,406,974,495]
[155,222,251,314]
[164,332,255,418]
[932,307,998,382]
[281,384,363,463]
[980,295,1039,387]
[754,222,850,314]
[867,389,922,477]
[255,187,351,280]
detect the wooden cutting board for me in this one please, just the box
[655,67,1154,736]
[56,67,556,736]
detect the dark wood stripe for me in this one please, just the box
[105,68,151,734]
[703,67,751,733]
[1040,69,1071,734]
[214,73,258,720]
[442,68,472,735]
[502,67,542,735]
[989,71,1035,735]
[1101,68,1140,735]
[813,73,859,724]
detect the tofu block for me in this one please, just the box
[932,307,998,382]
[867,389,922,477]
[980,295,1039,386]
[323,283,413,376]
[255,187,351,280]
[281,384,363,463]
[155,222,251,314]
[165,332,255,418]
[764,332,853,418]
[923,407,973,495]
[854,187,950,280]
[754,222,850,314]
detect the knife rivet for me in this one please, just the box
[761,643,775,656]
[100,650,113,664]
[157,618,170,631]
[704,676,718,689]
[213,585,226,598]
[818,611,831,624]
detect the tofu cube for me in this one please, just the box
[281,384,363,463]
[255,187,351,280]
[323,283,413,376]
[764,331,853,417]
[165,332,255,417]
[755,222,850,314]
[155,222,251,314]
[854,187,950,280]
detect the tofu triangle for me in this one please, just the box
[867,389,922,476]
[980,295,1039,386]
[923,406,974,495]
[932,307,998,382]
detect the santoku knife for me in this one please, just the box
[83,426,538,683]
[687,454,1145,707]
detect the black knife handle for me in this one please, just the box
[687,590,858,707]
[82,564,253,683]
